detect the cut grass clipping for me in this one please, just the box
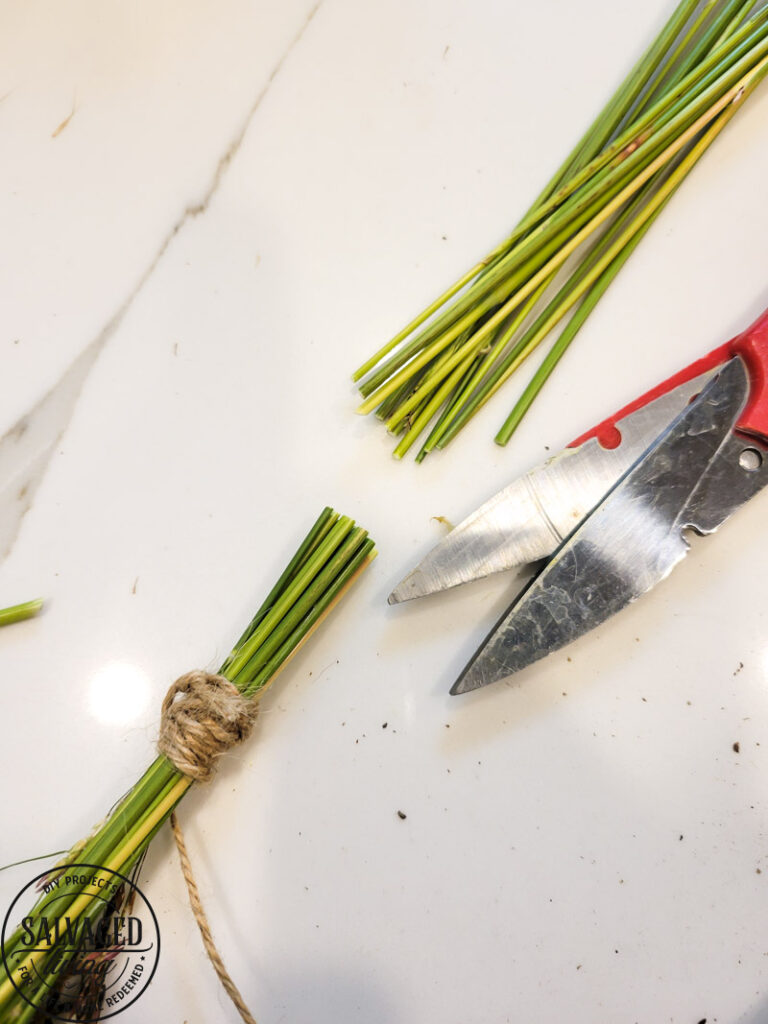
[0,508,375,1023]
[353,0,768,460]
[0,600,43,628]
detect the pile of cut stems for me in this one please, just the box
[0,508,375,1023]
[354,0,768,459]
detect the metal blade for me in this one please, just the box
[388,367,719,604]
[452,357,752,694]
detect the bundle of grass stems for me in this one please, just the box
[353,0,768,460]
[0,508,375,1023]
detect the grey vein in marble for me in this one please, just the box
[0,1,321,564]
[0,338,102,560]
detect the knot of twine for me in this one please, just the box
[158,670,259,783]
[157,671,260,1024]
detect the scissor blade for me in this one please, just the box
[388,368,719,604]
[452,357,751,694]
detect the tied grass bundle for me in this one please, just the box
[0,508,375,1023]
[353,0,768,459]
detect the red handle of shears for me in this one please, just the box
[570,307,768,450]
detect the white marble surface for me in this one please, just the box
[2,1,768,1021]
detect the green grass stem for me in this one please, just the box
[0,599,43,628]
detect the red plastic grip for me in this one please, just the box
[570,307,768,450]
[733,307,768,442]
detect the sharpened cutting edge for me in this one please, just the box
[388,366,720,604]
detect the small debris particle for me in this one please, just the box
[544,445,550,451]
[443,44,450,58]
[562,692,568,697]
[697,1019,707,1024]
[567,657,572,663]
[734,661,744,676]
[173,342,179,356]
[757,868,762,875]
[131,576,138,595]
[52,103,77,138]
[576,964,582,970]
[382,722,388,729]
[397,810,407,820]
[441,235,447,241]
[733,742,740,753]
[679,834,684,841]
[431,515,454,530]
[445,723,450,728]
[687,700,692,706]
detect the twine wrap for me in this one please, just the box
[158,670,258,783]
[157,670,261,1023]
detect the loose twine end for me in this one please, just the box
[159,670,260,1024]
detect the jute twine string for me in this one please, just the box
[158,670,260,1024]
[158,670,259,783]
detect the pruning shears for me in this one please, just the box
[389,308,768,694]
